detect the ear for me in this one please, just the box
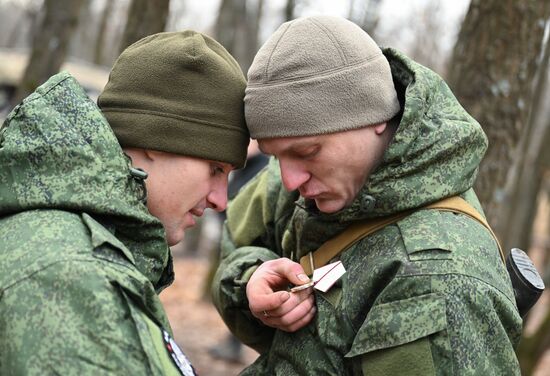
[143,149,157,161]
[373,122,387,135]
[123,148,153,168]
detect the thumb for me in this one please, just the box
[283,262,311,286]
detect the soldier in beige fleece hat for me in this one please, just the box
[213,15,523,376]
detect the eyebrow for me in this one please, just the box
[261,140,319,156]
[209,160,234,172]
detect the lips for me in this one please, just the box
[301,193,318,199]
[300,188,324,199]
[190,208,204,217]
[184,208,204,228]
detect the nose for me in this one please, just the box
[206,178,228,212]
[279,159,310,192]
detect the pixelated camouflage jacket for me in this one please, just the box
[212,48,522,375]
[0,73,192,375]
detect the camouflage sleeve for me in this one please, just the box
[0,258,182,375]
[211,228,278,353]
[212,159,293,353]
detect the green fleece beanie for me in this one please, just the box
[98,31,249,168]
[245,16,400,139]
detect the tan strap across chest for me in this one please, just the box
[299,196,504,276]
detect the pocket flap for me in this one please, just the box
[111,280,169,328]
[397,210,454,260]
[82,213,135,265]
[346,293,447,357]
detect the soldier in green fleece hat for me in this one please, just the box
[0,31,248,375]
[212,16,522,375]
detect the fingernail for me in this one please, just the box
[297,274,309,282]
[281,291,290,302]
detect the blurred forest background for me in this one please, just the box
[1,0,550,374]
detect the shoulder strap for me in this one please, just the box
[299,196,504,276]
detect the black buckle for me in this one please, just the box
[129,167,148,203]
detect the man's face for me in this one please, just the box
[258,124,388,213]
[136,150,232,246]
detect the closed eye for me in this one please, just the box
[210,164,225,177]
[295,145,320,159]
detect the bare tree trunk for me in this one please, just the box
[215,0,263,73]
[94,0,115,65]
[407,1,446,74]
[347,0,382,37]
[118,0,170,53]
[244,0,263,73]
[501,20,550,252]
[215,0,246,56]
[447,0,550,238]
[166,0,186,31]
[516,175,550,374]
[12,0,86,105]
[70,0,95,62]
[101,1,130,67]
[5,4,41,48]
[26,2,45,47]
[285,0,295,21]
[518,296,550,375]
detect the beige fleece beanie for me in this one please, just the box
[245,16,400,139]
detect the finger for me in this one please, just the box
[248,290,290,314]
[263,294,315,327]
[277,259,311,287]
[275,306,317,332]
[247,258,304,294]
[259,258,311,288]
[250,305,273,321]
[279,305,317,332]
[290,281,314,292]
[268,289,314,318]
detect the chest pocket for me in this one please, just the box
[397,210,455,261]
[346,293,450,375]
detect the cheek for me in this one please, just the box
[145,194,169,223]
[311,162,337,184]
[149,180,192,216]
[325,161,364,194]
[196,183,212,201]
[186,178,214,203]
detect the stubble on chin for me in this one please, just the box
[164,224,186,247]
